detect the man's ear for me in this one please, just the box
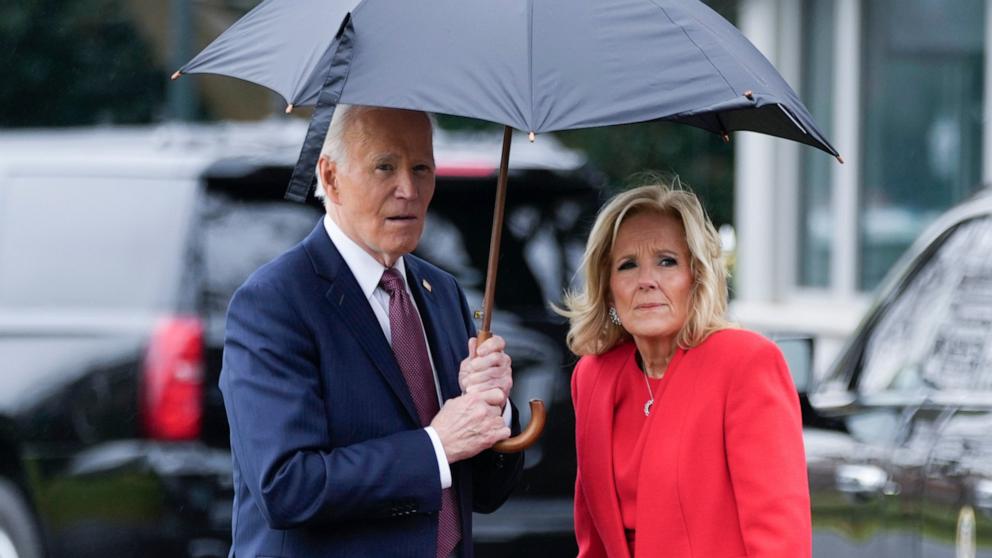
[317,156,341,204]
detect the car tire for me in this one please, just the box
[0,479,42,558]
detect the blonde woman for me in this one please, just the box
[560,183,809,558]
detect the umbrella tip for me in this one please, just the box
[528,131,536,142]
[171,70,182,81]
[285,103,294,114]
[721,132,730,143]
[836,155,845,164]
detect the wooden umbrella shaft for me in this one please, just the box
[477,125,513,343]
[474,126,546,454]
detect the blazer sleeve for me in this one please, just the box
[571,359,608,558]
[221,278,441,530]
[724,341,812,558]
[450,280,525,513]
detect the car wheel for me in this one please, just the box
[0,479,42,558]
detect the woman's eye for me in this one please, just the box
[618,261,636,271]
[659,257,677,267]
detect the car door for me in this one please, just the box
[925,408,992,558]
[806,402,910,558]
[908,215,992,558]
[809,217,992,557]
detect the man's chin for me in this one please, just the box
[382,237,422,261]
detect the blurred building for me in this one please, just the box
[730,0,988,375]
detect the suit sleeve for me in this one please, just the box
[724,341,812,558]
[220,279,441,530]
[572,361,608,558]
[454,280,525,513]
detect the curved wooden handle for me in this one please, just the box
[492,400,546,453]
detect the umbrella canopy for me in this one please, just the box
[176,0,840,451]
[179,0,838,199]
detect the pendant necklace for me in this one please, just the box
[641,370,656,416]
[636,353,667,416]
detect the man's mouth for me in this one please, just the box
[386,215,417,222]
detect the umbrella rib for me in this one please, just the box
[528,0,535,132]
[646,0,738,99]
[777,104,808,136]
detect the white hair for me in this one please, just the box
[313,104,436,200]
[314,104,367,199]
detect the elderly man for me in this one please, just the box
[220,105,523,558]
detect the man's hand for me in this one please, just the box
[458,336,512,411]
[431,393,511,463]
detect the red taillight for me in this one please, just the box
[141,317,204,441]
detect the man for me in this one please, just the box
[220,105,524,558]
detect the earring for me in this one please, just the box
[608,306,622,326]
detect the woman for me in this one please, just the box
[559,183,809,558]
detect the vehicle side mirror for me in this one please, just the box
[772,336,814,394]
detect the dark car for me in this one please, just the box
[804,187,992,557]
[0,122,601,558]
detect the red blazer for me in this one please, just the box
[572,329,810,558]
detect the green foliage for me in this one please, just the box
[556,122,734,227]
[0,0,166,127]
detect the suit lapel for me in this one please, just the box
[580,347,631,557]
[405,259,461,402]
[303,223,420,425]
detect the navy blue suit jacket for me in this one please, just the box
[220,222,523,557]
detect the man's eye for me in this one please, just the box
[617,261,636,271]
[413,164,433,174]
[376,163,394,172]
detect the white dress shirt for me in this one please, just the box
[323,215,511,490]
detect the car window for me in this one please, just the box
[198,189,322,344]
[417,176,597,315]
[0,176,196,312]
[858,216,992,395]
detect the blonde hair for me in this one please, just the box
[557,181,733,356]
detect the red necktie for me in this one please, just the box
[379,268,461,558]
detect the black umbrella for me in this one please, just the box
[174,0,840,451]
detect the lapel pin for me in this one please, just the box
[422,279,432,293]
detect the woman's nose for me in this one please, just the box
[637,268,657,289]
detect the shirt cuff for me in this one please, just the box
[424,426,452,489]
[502,400,513,427]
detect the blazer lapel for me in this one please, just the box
[303,223,420,425]
[579,347,631,557]
[635,347,692,557]
[404,259,461,402]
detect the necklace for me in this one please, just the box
[636,353,666,416]
[641,370,657,416]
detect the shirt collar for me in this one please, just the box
[323,214,407,299]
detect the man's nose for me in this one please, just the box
[394,171,418,199]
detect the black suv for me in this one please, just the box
[0,122,601,558]
[803,187,992,557]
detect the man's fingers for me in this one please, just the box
[478,388,506,409]
[466,352,511,373]
[467,337,478,358]
[475,334,506,356]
